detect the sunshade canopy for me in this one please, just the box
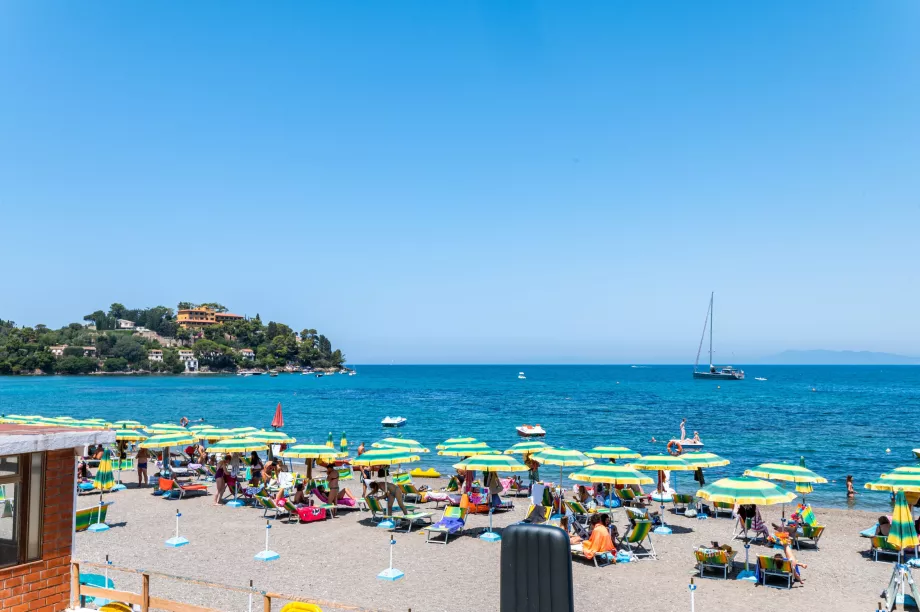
[279,444,346,460]
[504,441,551,455]
[681,452,730,469]
[373,438,430,453]
[585,446,641,460]
[208,437,269,454]
[138,432,198,449]
[453,455,528,472]
[246,430,297,444]
[744,463,827,484]
[351,448,421,466]
[696,476,797,505]
[530,448,594,467]
[569,464,653,486]
[628,455,695,471]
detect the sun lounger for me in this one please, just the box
[616,488,648,507]
[626,505,660,526]
[363,496,431,532]
[712,501,734,518]
[695,547,737,579]
[445,475,460,492]
[524,504,552,524]
[619,520,656,560]
[756,555,794,589]
[399,483,425,503]
[871,536,906,562]
[392,472,413,485]
[671,493,694,513]
[565,500,611,528]
[795,523,825,549]
[570,542,614,567]
[311,488,358,511]
[257,495,290,520]
[75,502,113,532]
[423,506,468,544]
[158,478,209,500]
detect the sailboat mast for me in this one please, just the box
[709,292,714,367]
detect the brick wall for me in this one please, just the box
[0,448,75,612]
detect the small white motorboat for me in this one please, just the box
[518,371,526,380]
[755,377,767,381]
[381,416,407,428]
[516,424,546,437]
[668,438,704,452]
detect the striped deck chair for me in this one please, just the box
[565,500,611,528]
[392,472,412,485]
[620,520,656,560]
[399,483,425,503]
[712,501,734,518]
[625,505,660,527]
[75,502,113,532]
[445,475,460,492]
[338,466,354,481]
[756,555,793,589]
[570,542,614,567]
[695,547,738,579]
[363,496,432,533]
[871,536,904,562]
[671,493,694,514]
[616,488,640,507]
[524,504,552,524]
[257,495,289,520]
[423,506,468,544]
[792,504,826,549]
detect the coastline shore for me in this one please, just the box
[75,475,894,612]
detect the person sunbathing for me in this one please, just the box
[574,485,591,505]
[778,543,807,583]
[876,515,891,537]
[276,483,308,507]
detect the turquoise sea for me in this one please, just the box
[1,365,917,511]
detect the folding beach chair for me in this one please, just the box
[671,493,693,514]
[712,501,734,517]
[257,495,290,520]
[445,475,460,492]
[792,504,826,549]
[158,478,208,500]
[423,506,468,544]
[363,496,431,532]
[523,504,552,525]
[694,547,738,579]
[392,472,412,485]
[399,483,425,503]
[871,536,905,562]
[565,500,611,528]
[619,520,657,560]
[756,555,793,589]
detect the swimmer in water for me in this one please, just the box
[649,436,657,443]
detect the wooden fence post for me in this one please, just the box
[71,562,81,609]
[142,572,150,612]
[263,593,271,612]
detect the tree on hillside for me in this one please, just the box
[112,335,145,364]
[199,303,228,313]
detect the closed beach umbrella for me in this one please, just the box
[196,428,240,442]
[585,445,641,461]
[453,455,528,473]
[340,432,348,454]
[505,441,551,455]
[208,437,269,454]
[436,437,478,450]
[889,489,919,561]
[93,449,116,492]
[271,402,284,429]
[696,476,797,506]
[569,464,653,486]
[373,438,430,453]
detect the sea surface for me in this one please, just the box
[1,365,917,511]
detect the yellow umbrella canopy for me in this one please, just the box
[351,448,421,467]
[681,452,730,469]
[569,464,653,486]
[585,445,641,460]
[437,442,500,457]
[196,428,240,442]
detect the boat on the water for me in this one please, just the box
[381,416,407,428]
[668,438,704,451]
[516,424,546,437]
[693,292,744,380]
[518,371,526,380]
[913,449,920,460]
[755,377,767,381]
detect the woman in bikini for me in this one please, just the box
[324,461,341,516]
[136,447,149,486]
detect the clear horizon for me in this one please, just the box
[1,2,918,364]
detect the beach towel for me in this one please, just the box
[752,508,770,541]
[581,524,615,560]
[297,506,327,523]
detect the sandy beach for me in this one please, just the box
[73,474,898,612]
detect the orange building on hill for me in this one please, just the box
[176,307,244,329]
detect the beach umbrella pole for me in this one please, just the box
[377,536,404,581]
[254,520,280,561]
[165,509,189,547]
[736,542,756,582]
[227,475,244,508]
[689,578,696,612]
[480,505,501,542]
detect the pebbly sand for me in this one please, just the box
[74,474,898,612]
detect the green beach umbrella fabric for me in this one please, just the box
[628,455,695,471]
[437,442,500,457]
[114,427,149,443]
[247,430,297,444]
[865,472,920,493]
[188,424,216,432]
[504,441,551,455]
[530,448,594,467]
[569,464,654,486]
[112,420,145,429]
[696,476,797,505]
[373,438,430,453]
[681,452,730,469]
[147,423,187,434]
[138,432,198,449]
[340,432,348,453]
[585,446,641,460]
[326,431,334,448]
[232,427,258,434]
[889,489,919,554]
[436,437,478,450]
[453,455,528,473]
[196,428,240,442]
[280,444,346,460]
[208,437,269,454]
[351,448,421,467]
[893,467,920,474]
[744,462,828,484]
[93,449,116,491]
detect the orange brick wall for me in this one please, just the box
[0,448,75,612]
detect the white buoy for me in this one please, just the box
[377,536,404,581]
[254,520,279,561]
[887,449,892,454]
[165,509,189,547]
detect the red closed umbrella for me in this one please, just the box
[271,402,284,429]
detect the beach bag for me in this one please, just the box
[297,507,327,523]
[684,508,698,518]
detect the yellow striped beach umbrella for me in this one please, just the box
[628,455,695,471]
[531,447,594,487]
[188,424,216,432]
[113,427,149,443]
[340,432,348,454]
[505,441,551,455]
[280,444,346,460]
[437,442,500,457]
[453,455,528,473]
[696,477,797,505]
[147,423,187,434]
[585,445,641,461]
[232,426,258,435]
[208,437,269,454]
[246,430,296,445]
[681,452,730,469]
[865,472,920,493]
[112,420,145,429]
[373,438,430,453]
[138,432,197,449]
[436,437,478,450]
[569,464,653,486]
[351,448,421,467]
[195,428,240,442]
[744,459,827,499]
[889,489,919,560]
[93,449,116,492]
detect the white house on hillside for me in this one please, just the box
[177,350,198,372]
[148,349,163,362]
[116,319,136,329]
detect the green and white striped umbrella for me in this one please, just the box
[147,423,187,434]
[744,462,827,484]
[114,427,149,442]
[188,424,216,432]
[208,437,269,454]
[696,476,797,505]
[628,455,695,471]
[437,442,500,457]
[889,489,919,553]
[373,438,430,453]
[280,444,347,460]
[865,472,920,493]
[585,445,641,460]
[681,452,730,469]
[340,432,348,454]
[231,427,258,434]
[351,448,421,467]
[247,430,297,444]
[504,441,551,455]
[453,455,528,473]
[93,449,116,491]
[112,420,145,429]
[569,464,653,486]
[436,437,479,450]
[195,428,240,442]
[326,431,335,448]
[138,432,198,449]
[530,448,594,468]
[893,466,920,475]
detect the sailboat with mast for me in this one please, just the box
[693,292,744,380]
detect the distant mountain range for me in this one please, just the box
[760,350,919,365]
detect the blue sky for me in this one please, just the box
[1,2,918,364]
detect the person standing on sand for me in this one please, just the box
[214,455,230,505]
[356,442,369,496]
[679,419,687,441]
[136,447,149,486]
